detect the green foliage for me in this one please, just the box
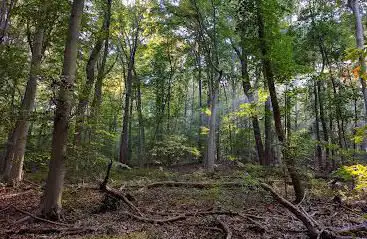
[334,164,367,191]
[66,145,111,183]
[288,129,315,163]
[352,125,367,144]
[148,135,200,166]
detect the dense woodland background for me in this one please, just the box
[0,0,367,238]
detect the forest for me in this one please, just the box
[0,0,367,238]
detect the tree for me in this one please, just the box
[255,0,304,202]
[74,0,112,145]
[348,0,367,121]
[117,2,142,164]
[41,0,84,219]
[1,0,63,185]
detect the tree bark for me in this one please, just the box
[313,80,323,171]
[349,0,367,121]
[2,27,44,186]
[317,79,329,171]
[75,0,112,144]
[0,0,16,45]
[206,85,218,172]
[236,43,265,165]
[119,26,139,164]
[256,0,304,202]
[41,0,84,220]
[264,96,272,165]
[134,69,145,165]
[120,63,133,164]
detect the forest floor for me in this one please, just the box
[0,164,366,239]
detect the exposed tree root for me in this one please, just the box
[11,205,72,227]
[216,216,232,239]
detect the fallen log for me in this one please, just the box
[260,183,321,238]
[145,181,244,189]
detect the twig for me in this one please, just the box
[0,206,11,213]
[216,216,232,239]
[121,211,185,224]
[0,189,33,200]
[296,190,307,206]
[238,213,266,233]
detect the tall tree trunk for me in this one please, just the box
[75,0,112,144]
[257,1,304,202]
[135,69,145,165]
[264,96,272,165]
[2,27,44,185]
[317,79,329,171]
[128,93,133,163]
[41,0,84,220]
[349,0,367,121]
[120,65,133,164]
[329,115,336,169]
[0,0,16,45]
[205,85,218,172]
[236,44,265,165]
[197,53,203,158]
[313,80,323,171]
[119,10,139,165]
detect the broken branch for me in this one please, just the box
[216,216,232,239]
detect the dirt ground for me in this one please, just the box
[0,167,366,239]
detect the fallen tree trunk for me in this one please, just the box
[260,183,367,239]
[145,181,244,189]
[260,183,320,238]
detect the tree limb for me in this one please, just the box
[216,216,232,239]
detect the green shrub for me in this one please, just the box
[333,164,367,191]
[148,135,200,166]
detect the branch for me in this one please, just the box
[101,185,143,216]
[259,183,320,238]
[216,216,232,239]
